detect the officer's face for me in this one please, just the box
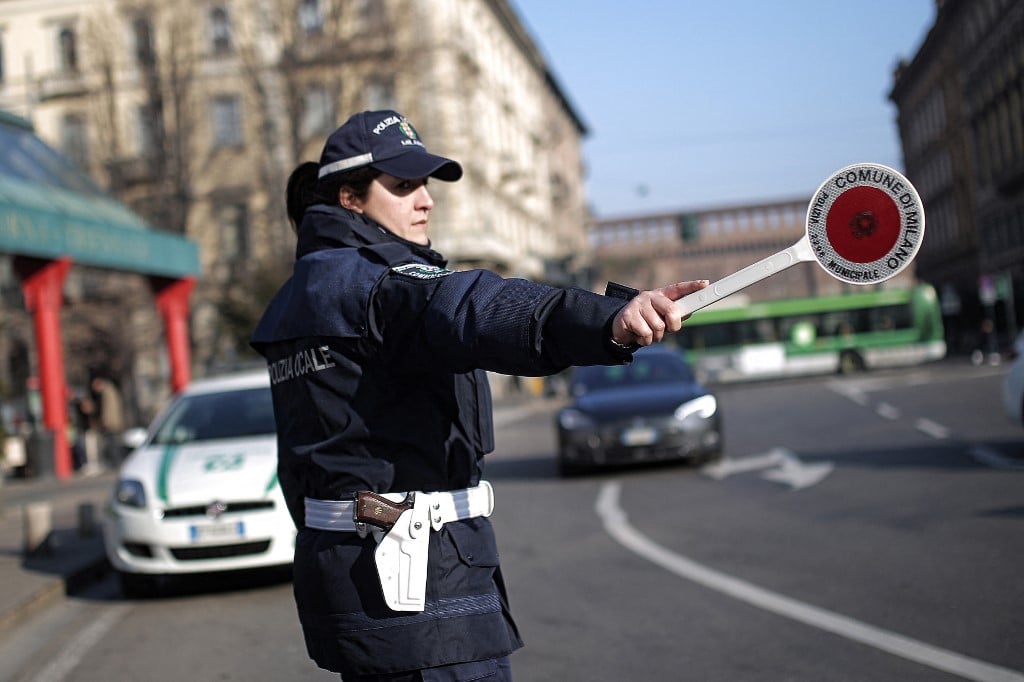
[343,173,434,245]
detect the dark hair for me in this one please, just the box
[317,165,381,207]
[286,161,327,233]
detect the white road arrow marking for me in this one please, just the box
[703,447,833,490]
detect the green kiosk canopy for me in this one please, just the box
[0,110,200,478]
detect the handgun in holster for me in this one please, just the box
[355,491,430,612]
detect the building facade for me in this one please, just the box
[589,196,919,310]
[0,0,590,375]
[889,0,1023,355]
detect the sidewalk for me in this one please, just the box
[0,468,116,637]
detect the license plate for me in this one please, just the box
[621,426,658,446]
[189,521,245,542]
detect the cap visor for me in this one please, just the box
[372,152,463,182]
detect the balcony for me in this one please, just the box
[37,71,90,101]
[106,156,161,189]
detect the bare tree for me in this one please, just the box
[158,4,198,236]
[82,11,122,188]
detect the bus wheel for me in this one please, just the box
[838,350,864,375]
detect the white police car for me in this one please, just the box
[102,370,294,596]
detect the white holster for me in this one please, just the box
[304,481,495,613]
[374,500,432,612]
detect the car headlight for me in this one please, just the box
[114,479,147,509]
[674,395,717,422]
[558,408,595,430]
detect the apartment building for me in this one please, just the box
[0,0,590,371]
[889,0,1023,354]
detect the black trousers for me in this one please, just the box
[341,656,511,682]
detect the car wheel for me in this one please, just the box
[838,350,864,375]
[118,571,160,599]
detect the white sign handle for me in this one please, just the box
[678,236,815,317]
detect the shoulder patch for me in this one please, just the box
[390,263,453,280]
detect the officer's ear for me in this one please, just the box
[339,186,363,213]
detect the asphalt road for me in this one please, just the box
[2,360,1021,682]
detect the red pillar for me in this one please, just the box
[152,277,195,394]
[15,257,73,479]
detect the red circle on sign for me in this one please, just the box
[825,186,900,264]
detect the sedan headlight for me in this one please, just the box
[558,408,596,430]
[114,479,147,509]
[674,395,718,422]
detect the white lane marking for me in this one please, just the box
[876,402,901,420]
[915,418,951,440]
[829,383,870,406]
[30,604,131,682]
[830,385,964,450]
[596,482,1024,682]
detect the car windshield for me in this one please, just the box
[150,386,276,445]
[571,352,695,394]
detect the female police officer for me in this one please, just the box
[251,110,708,681]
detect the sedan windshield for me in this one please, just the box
[572,352,695,394]
[150,387,276,445]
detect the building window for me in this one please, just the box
[219,202,250,258]
[136,104,160,156]
[210,6,233,54]
[59,27,78,73]
[301,85,333,137]
[211,95,243,147]
[61,113,88,170]
[298,0,324,36]
[133,16,155,67]
[365,78,394,111]
[357,0,386,29]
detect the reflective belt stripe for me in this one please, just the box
[304,498,359,531]
[304,481,494,532]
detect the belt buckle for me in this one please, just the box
[352,493,370,538]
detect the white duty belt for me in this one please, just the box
[304,481,494,533]
[303,481,495,613]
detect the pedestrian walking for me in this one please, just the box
[90,374,125,467]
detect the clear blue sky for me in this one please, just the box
[510,0,936,219]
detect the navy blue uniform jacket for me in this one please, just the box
[250,205,632,675]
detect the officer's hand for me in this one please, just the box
[611,280,709,347]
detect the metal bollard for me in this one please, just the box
[23,502,53,556]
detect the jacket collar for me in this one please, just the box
[295,204,446,266]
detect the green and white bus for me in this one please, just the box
[675,284,946,383]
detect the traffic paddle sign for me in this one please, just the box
[679,163,925,316]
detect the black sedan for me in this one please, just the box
[555,345,722,476]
